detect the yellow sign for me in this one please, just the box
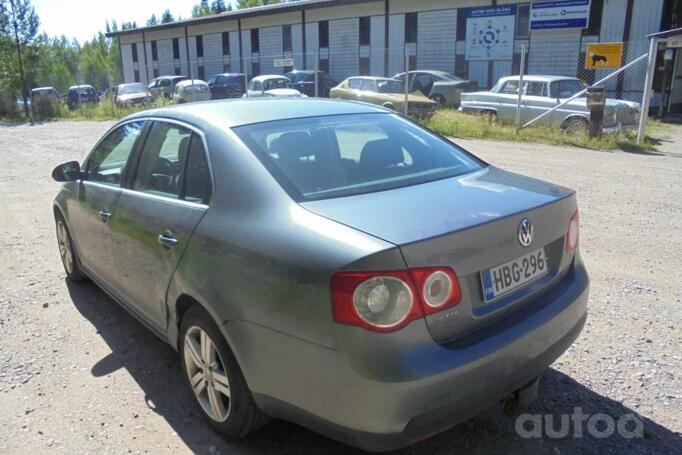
[585,43,624,69]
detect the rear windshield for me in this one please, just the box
[119,83,147,94]
[234,113,484,201]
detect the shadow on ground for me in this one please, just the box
[67,281,680,455]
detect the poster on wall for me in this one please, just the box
[465,6,516,61]
[530,0,591,30]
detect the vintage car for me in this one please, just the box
[113,83,153,107]
[207,73,246,99]
[244,75,305,98]
[392,70,478,107]
[284,70,336,97]
[148,75,189,99]
[173,79,212,103]
[459,75,641,131]
[66,84,99,109]
[330,76,437,116]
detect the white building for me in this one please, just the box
[108,0,677,108]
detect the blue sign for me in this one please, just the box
[530,0,591,30]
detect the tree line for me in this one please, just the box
[0,0,283,114]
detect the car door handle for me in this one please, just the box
[158,232,178,248]
[98,210,112,222]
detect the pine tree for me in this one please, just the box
[146,14,158,26]
[161,9,175,23]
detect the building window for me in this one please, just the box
[198,65,205,80]
[456,9,467,41]
[153,68,159,78]
[196,35,204,58]
[283,24,292,52]
[319,58,329,73]
[172,38,180,59]
[359,16,370,46]
[175,66,181,76]
[405,12,418,44]
[319,21,329,48]
[222,32,230,56]
[132,44,138,63]
[151,41,158,61]
[359,56,370,75]
[512,51,529,76]
[516,5,530,39]
[252,61,261,76]
[134,69,140,82]
[223,62,231,73]
[408,55,416,71]
[251,28,260,53]
[584,0,603,35]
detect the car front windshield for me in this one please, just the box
[376,80,403,94]
[264,78,292,90]
[234,113,484,201]
[287,72,313,83]
[119,83,147,95]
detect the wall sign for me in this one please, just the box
[530,0,591,30]
[584,43,623,69]
[465,5,516,61]
[273,58,295,68]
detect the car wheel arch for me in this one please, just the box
[561,115,589,130]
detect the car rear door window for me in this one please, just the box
[360,79,375,91]
[87,121,145,186]
[132,122,192,199]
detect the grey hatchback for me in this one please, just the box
[51,99,588,451]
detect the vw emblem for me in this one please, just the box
[518,218,534,247]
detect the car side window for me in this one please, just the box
[360,79,374,91]
[87,121,145,186]
[253,80,262,91]
[526,82,548,97]
[183,135,212,204]
[348,78,362,89]
[132,122,192,199]
[501,81,521,94]
[159,79,171,87]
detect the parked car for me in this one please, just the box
[330,76,437,116]
[173,79,211,103]
[393,70,478,107]
[207,73,246,99]
[51,98,587,452]
[284,70,335,97]
[113,83,153,107]
[67,84,99,109]
[459,75,641,131]
[244,75,305,98]
[148,75,189,99]
[30,87,62,116]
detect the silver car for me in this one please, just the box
[245,75,305,98]
[459,75,641,131]
[392,70,479,107]
[51,99,588,451]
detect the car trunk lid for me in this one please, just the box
[302,166,577,343]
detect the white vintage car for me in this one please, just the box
[244,75,306,98]
[459,75,641,131]
[173,79,211,103]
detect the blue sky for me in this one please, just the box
[32,0,207,43]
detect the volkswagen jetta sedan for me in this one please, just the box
[52,99,588,451]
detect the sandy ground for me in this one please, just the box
[0,120,680,454]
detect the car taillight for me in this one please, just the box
[566,209,580,253]
[331,267,461,332]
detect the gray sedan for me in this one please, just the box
[393,70,479,107]
[460,75,641,131]
[51,99,588,451]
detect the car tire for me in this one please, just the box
[430,94,447,107]
[562,117,589,133]
[55,214,85,282]
[180,306,269,439]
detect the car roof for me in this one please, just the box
[176,79,208,86]
[123,98,387,128]
[32,86,56,92]
[212,73,245,77]
[348,76,392,82]
[252,74,290,82]
[499,75,580,83]
[68,84,95,90]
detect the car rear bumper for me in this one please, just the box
[227,257,588,451]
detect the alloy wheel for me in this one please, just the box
[57,220,73,274]
[184,326,232,422]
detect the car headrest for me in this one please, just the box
[359,139,404,171]
[270,131,315,163]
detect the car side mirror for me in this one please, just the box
[52,161,82,182]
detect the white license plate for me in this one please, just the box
[481,249,548,302]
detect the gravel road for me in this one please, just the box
[0,120,680,454]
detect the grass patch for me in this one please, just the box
[424,109,664,153]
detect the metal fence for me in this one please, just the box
[12,38,654,139]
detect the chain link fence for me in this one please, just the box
[8,39,652,135]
